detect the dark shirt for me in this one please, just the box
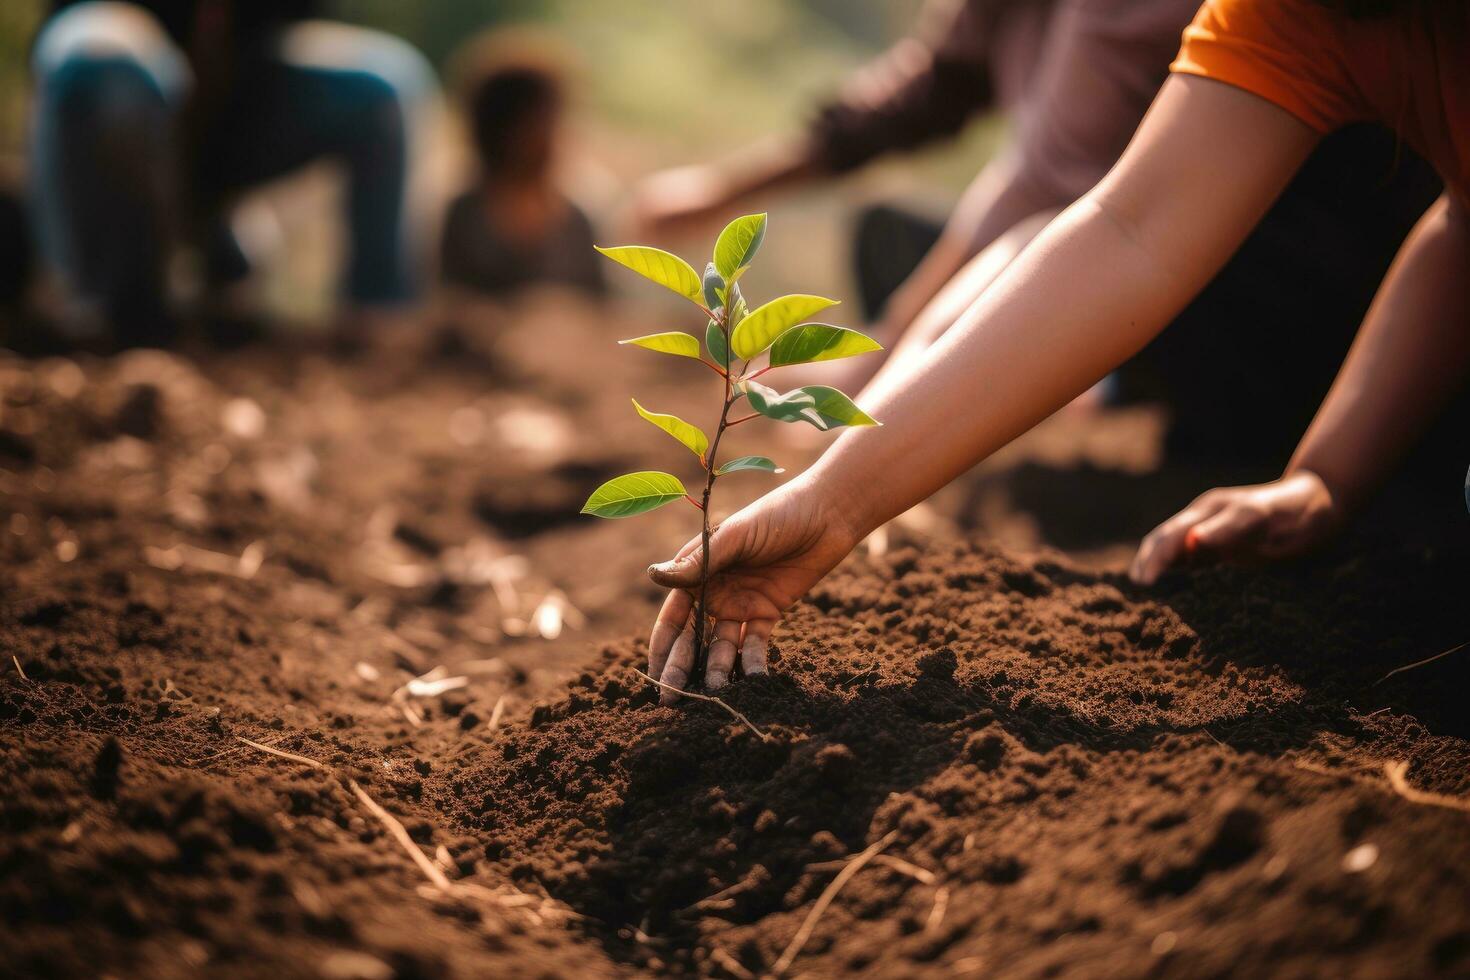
[440,191,607,299]
[807,0,1204,204]
[47,0,319,47]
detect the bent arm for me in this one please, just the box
[640,0,993,223]
[870,152,1058,348]
[1287,193,1470,508]
[801,76,1320,536]
[860,206,1058,406]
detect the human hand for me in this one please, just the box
[627,164,733,242]
[644,477,861,702]
[1129,470,1344,585]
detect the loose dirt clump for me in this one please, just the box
[2,303,1470,977]
[435,542,1470,978]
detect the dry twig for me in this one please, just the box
[634,669,771,742]
[770,830,898,977]
[12,655,28,681]
[1384,760,1470,814]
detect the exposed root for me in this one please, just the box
[234,735,328,771]
[1384,760,1470,814]
[634,669,771,742]
[770,830,897,977]
[1376,640,1468,685]
[12,655,28,681]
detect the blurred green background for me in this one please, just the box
[0,0,1005,310]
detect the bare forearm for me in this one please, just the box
[1288,195,1470,508]
[882,156,1058,327]
[708,134,827,208]
[813,196,1202,536]
[860,207,1057,407]
[802,77,1318,536]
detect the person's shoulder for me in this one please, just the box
[1174,0,1367,133]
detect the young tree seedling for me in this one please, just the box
[582,214,882,686]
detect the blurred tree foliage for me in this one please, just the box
[0,0,43,155]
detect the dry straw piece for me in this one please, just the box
[1375,640,1468,685]
[770,830,898,977]
[348,780,454,892]
[1383,760,1470,814]
[233,736,455,896]
[234,735,327,770]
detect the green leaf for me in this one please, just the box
[713,213,767,281]
[706,319,729,369]
[769,324,883,367]
[731,294,839,360]
[581,471,687,519]
[728,286,747,328]
[595,246,703,305]
[618,331,702,359]
[804,385,880,428]
[632,398,708,459]
[742,380,826,428]
[702,263,725,310]
[743,381,879,431]
[716,455,783,476]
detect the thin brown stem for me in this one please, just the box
[726,412,759,427]
[692,312,738,678]
[683,494,705,511]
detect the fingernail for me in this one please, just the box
[1184,528,1200,554]
[706,670,728,690]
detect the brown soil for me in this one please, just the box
[3,297,1470,978]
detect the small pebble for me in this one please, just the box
[319,950,393,980]
[1342,842,1379,873]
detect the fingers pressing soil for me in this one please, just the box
[431,542,1470,978]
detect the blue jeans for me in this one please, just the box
[30,2,433,330]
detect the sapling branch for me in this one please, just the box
[584,214,883,694]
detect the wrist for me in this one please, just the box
[795,454,877,553]
[1283,464,1352,516]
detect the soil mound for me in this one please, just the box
[436,542,1470,978]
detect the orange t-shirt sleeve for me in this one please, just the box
[1170,0,1366,134]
